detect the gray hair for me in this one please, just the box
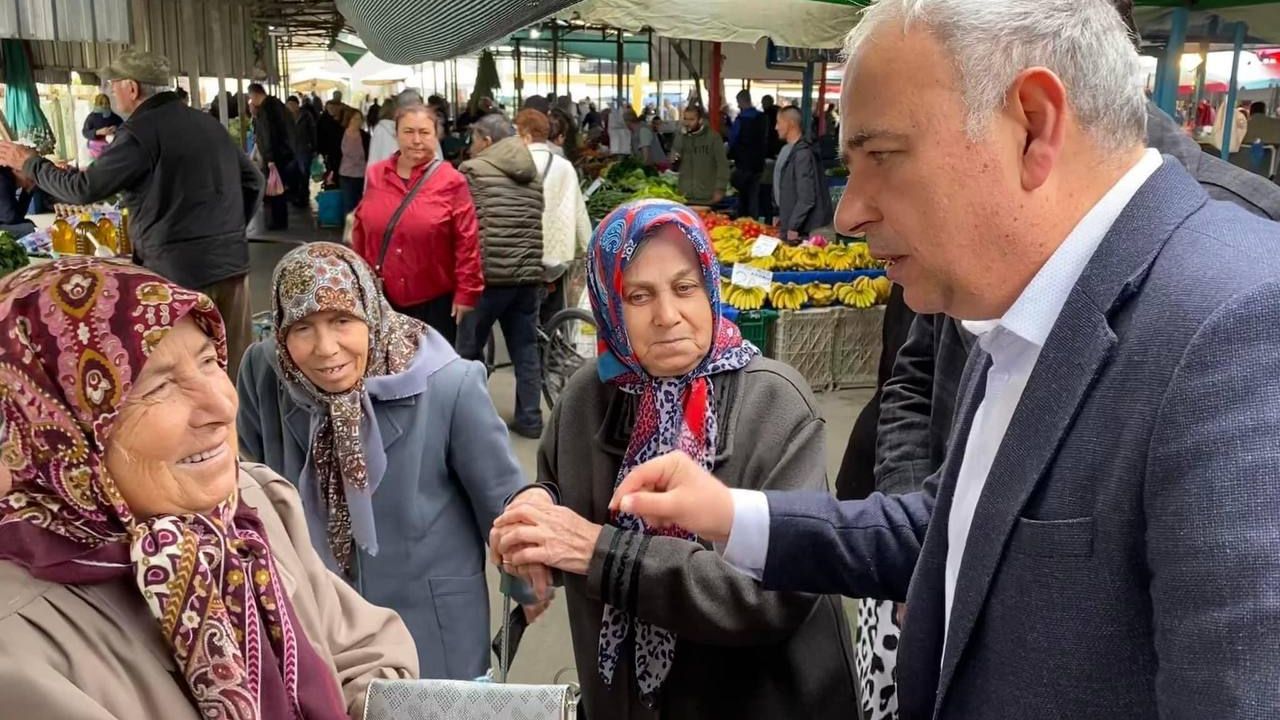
[472,114,514,143]
[843,0,1147,154]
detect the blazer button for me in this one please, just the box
[397,248,403,254]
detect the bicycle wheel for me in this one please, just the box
[540,307,597,409]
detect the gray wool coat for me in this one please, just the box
[236,331,528,681]
[541,355,859,720]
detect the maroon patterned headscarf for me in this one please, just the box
[0,259,347,720]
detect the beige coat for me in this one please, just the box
[0,463,418,719]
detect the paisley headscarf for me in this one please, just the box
[0,258,347,720]
[271,242,428,576]
[587,200,759,700]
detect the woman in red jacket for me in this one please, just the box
[352,104,483,344]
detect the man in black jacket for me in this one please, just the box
[248,82,297,229]
[0,50,263,377]
[775,106,833,242]
[286,95,316,209]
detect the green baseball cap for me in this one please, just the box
[100,50,171,87]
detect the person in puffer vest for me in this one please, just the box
[459,113,546,438]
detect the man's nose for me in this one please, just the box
[835,171,882,237]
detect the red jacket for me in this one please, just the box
[352,156,484,308]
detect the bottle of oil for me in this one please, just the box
[51,216,76,255]
[96,216,118,254]
[73,213,99,255]
[117,208,132,258]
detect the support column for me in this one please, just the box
[1156,6,1189,117]
[800,61,815,139]
[709,42,723,134]
[1222,22,1247,160]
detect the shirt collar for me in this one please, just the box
[962,148,1164,349]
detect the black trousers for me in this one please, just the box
[393,293,456,346]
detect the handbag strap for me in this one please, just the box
[377,158,442,275]
[500,590,513,683]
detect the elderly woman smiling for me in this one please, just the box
[490,200,858,719]
[0,259,416,719]
[237,242,541,682]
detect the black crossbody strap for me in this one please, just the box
[376,158,442,275]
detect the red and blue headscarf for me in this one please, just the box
[586,200,758,700]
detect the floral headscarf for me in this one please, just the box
[587,200,759,701]
[271,242,427,576]
[0,258,346,720]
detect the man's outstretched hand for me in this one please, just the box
[609,451,735,544]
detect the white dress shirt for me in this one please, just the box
[721,150,1166,622]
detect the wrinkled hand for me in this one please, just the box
[492,497,602,577]
[609,451,735,544]
[786,230,801,241]
[490,489,557,600]
[0,142,36,170]
[452,303,474,322]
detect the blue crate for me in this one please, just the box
[720,265,885,284]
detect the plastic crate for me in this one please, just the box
[832,306,885,389]
[771,308,838,392]
[734,309,777,356]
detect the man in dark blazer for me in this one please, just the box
[607,1,1280,718]
[842,0,1280,507]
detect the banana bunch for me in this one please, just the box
[796,247,828,271]
[835,277,879,309]
[770,282,809,310]
[806,283,837,307]
[824,245,858,271]
[715,241,752,264]
[747,255,777,271]
[871,275,893,303]
[773,245,801,271]
[725,284,769,310]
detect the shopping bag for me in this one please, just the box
[265,163,285,197]
[362,581,578,720]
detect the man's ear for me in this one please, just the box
[1005,67,1068,192]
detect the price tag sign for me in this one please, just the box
[731,263,774,290]
[750,235,782,257]
[584,178,605,198]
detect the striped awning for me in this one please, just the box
[336,0,580,64]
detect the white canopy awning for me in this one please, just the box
[558,0,864,50]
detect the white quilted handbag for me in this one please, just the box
[362,677,579,720]
[363,590,579,720]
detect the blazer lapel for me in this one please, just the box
[932,157,1209,715]
[933,298,1116,714]
[896,347,991,720]
[372,397,412,453]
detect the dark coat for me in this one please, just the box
[766,159,1280,719]
[459,136,544,287]
[541,356,858,720]
[253,94,296,168]
[81,109,124,141]
[25,92,261,290]
[776,137,834,237]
